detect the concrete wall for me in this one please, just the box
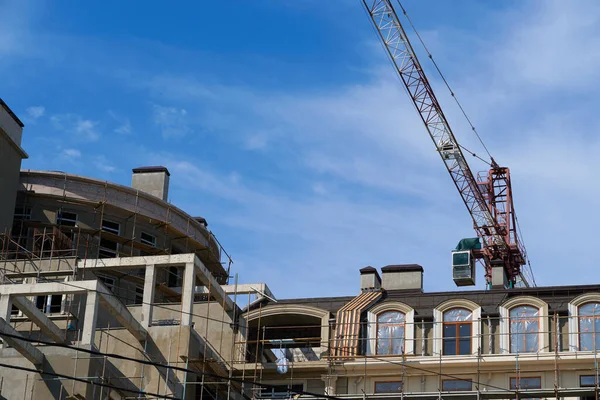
[0,131,24,234]
[131,170,169,202]
[0,347,93,399]
[381,270,422,291]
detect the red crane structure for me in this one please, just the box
[361,0,534,288]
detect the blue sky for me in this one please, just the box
[2,1,599,298]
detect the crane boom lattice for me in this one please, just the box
[362,0,532,288]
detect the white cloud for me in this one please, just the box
[108,110,133,135]
[115,119,132,135]
[93,155,117,172]
[244,132,269,151]
[50,114,100,141]
[61,148,81,158]
[152,104,190,138]
[496,0,600,91]
[137,2,600,294]
[26,106,45,119]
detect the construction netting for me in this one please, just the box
[443,308,472,322]
[376,311,405,355]
[455,238,481,251]
[579,302,600,351]
[509,306,539,353]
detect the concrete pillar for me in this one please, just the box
[0,295,12,322]
[141,264,156,329]
[0,295,12,349]
[322,375,337,396]
[181,262,195,326]
[81,292,99,345]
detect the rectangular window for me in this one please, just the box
[36,295,48,311]
[49,294,62,313]
[510,377,541,390]
[443,323,472,355]
[97,274,115,292]
[168,267,183,287]
[101,219,120,235]
[260,384,303,398]
[443,379,472,391]
[580,375,598,387]
[99,238,118,258]
[14,206,31,220]
[11,304,19,316]
[57,211,77,227]
[135,285,144,305]
[374,381,403,393]
[140,232,156,247]
[34,295,61,313]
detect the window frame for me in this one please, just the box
[375,310,406,355]
[374,380,403,394]
[57,210,78,227]
[578,302,600,351]
[568,294,600,352]
[433,299,481,356]
[509,376,541,390]
[140,231,156,247]
[499,296,548,354]
[14,206,31,220]
[97,273,116,292]
[580,375,599,387]
[509,305,541,354]
[442,308,472,356]
[366,302,415,355]
[442,379,472,391]
[101,219,120,235]
[135,285,144,305]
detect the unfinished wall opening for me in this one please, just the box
[246,313,324,363]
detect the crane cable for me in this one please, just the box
[395,0,495,164]
[359,1,491,167]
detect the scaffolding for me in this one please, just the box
[233,310,600,400]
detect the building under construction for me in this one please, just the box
[1,92,600,400]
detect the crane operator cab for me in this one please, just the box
[452,238,480,286]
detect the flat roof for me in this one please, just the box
[0,97,24,128]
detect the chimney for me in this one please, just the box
[360,266,381,291]
[131,166,170,202]
[380,264,423,291]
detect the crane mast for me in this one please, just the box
[362,0,531,288]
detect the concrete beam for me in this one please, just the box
[195,283,275,300]
[12,296,66,343]
[96,281,147,342]
[0,317,44,365]
[193,257,234,312]
[0,280,96,296]
[76,254,196,270]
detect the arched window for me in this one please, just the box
[509,306,539,353]
[443,308,472,355]
[376,311,405,355]
[579,302,600,351]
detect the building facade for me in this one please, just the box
[0,98,599,400]
[239,266,600,400]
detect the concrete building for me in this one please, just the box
[0,98,28,234]
[239,266,600,400]
[1,98,600,400]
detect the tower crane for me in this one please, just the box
[361,0,534,289]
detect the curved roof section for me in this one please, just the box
[18,169,225,277]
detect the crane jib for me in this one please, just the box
[362,0,530,287]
